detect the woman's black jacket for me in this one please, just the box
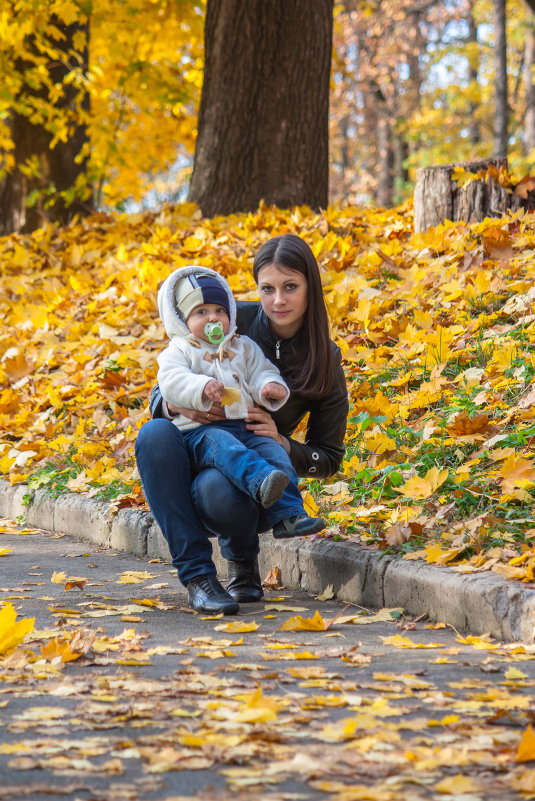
[149,302,349,479]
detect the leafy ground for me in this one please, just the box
[3,523,535,801]
[2,198,535,580]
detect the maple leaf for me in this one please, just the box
[214,621,259,633]
[446,412,491,437]
[398,466,448,500]
[434,775,481,794]
[263,567,283,589]
[279,610,327,631]
[0,603,34,655]
[518,725,535,762]
[234,687,281,723]
[39,636,82,663]
[500,456,535,494]
[117,571,155,584]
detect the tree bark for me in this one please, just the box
[413,159,517,233]
[493,0,508,158]
[468,2,481,146]
[525,26,535,154]
[188,0,333,216]
[0,19,91,235]
[376,112,394,208]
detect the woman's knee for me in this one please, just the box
[135,419,188,467]
[193,468,259,533]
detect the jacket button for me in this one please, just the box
[312,452,319,461]
[308,466,317,473]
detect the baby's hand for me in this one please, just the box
[202,379,224,405]
[262,382,286,401]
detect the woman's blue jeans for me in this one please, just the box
[135,419,270,584]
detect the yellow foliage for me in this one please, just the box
[0,602,34,655]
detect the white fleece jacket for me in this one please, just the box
[156,266,290,431]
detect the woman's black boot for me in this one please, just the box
[226,557,264,602]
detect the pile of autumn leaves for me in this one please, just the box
[2,199,535,578]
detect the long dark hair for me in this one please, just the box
[253,234,334,398]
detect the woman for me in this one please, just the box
[135,234,349,615]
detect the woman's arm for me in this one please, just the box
[287,361,348,478]
[246,354,349,479]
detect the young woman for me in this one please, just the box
[135,234,349,615]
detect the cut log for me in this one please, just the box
[413,158,519,233]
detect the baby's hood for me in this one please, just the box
[157,265,237,341]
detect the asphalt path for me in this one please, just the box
[1,524,535,800]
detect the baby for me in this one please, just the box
[156,265,325,539]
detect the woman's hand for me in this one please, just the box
[245,406,282,443]
[166,400,226,425]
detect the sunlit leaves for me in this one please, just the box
[0,603,34,655]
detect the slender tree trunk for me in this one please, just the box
[468,3,481,146]
[493,0,508,158]
[0,19,91,235]
[188,0,333,216]
[376,112,394,207]
[393,135,409,201]
[525,26,535,153]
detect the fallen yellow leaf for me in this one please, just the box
[214,621,259,633]
[279,610,326,631]
[0,603,34,654]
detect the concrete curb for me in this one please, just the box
[2,478,534,642]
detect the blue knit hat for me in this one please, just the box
[174,273,230,320]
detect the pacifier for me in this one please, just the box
[204,321,225,345]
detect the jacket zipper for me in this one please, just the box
[275,340,281,360]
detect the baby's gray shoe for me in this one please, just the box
[272,515,325,539]
[257,470,289,508]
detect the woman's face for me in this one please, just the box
[256,264,308,339]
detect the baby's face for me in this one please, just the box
[186,303,229,342]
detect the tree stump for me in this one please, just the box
[413,158,518,233]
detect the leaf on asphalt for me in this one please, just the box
[64,577,88,591]
[39,637,82,663]
[279,610,326,631]
[0,603,34,655]
[263,567,283,588]
[233,687,281,723]
[316,584,335,601]
[381,634,442,649]
[0,548,13,556]
[434,774,481,794]
[518,725,535,762]
[456,634,499,651]
[214,621,259,633]
[116,571,155,584]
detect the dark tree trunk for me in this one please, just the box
[468,3,481,146]
[0,19,91,235]
[493,0,508,158]
[525,27,535,154]
[413,158,517,233]
[376,113,394,208]
[188,0,333,216]
[393,135,409,199]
